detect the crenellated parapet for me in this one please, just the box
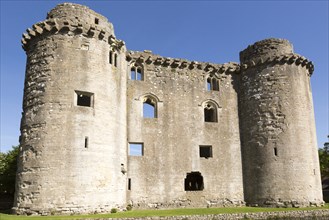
[21,3,125,52]
[126,51,240,78]
[240,38,314,75]
[240,53,314,75]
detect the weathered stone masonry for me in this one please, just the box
[14,3,323,215]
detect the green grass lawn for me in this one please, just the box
[1,205,329,220]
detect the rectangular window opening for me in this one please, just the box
[274,147,278,156]
[95,18,99,24]
[84,136,89,148]
[128,178,131,190]
[129,143,143,156]
[199,145,212,158]
[76,91,93,107]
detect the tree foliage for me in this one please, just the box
[319,143,329,180]
[0,146,19,195]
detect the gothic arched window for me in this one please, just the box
[204,102,218,122]
[131,65,143,81]
[206,76,219,91]
[143,96,157,118]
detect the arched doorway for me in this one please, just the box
[184,172,204,191]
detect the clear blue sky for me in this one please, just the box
[1,0,328,152]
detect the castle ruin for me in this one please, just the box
[14,3,323,215]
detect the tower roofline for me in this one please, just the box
[22,2,124,52]
[239,38,314,75]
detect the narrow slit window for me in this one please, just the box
[204,103,217,122]
[84,136,89,148]
[207,78,211,91]
[128,178,131,190]
[274,147,278,156]
[129,143,143,156]
[143,97,156,118]
[199,145,212,158]
[76,91,93,107]
[212,78,219,91]
[95,18,99,24]
[114,54,118,67]
[109,51,113,64]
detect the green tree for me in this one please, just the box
[319,137,329,180]
[0,146,19,195]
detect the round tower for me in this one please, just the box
[14,3,128,214]
[238,38,323,207]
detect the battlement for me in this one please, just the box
[127,44,314,77]
[127,51,240,76]
[22,3,124,52]
[240,53,314,75]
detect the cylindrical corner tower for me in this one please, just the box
[238,38,323,207]
[14,3,128,215]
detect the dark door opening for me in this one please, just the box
[184,172,204,191]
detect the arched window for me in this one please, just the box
[204,102,218,122]
[184,172,204,191]
[131,65,143,80]
[143,96,157,118]
[206,76,219,91]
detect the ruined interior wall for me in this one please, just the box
[126,52,244,208]
[238,39,323,207]
[14,3,127,215]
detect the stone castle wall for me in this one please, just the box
[13,2,324,215]
[126,51,243,208]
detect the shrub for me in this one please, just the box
[126,204,132,211]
